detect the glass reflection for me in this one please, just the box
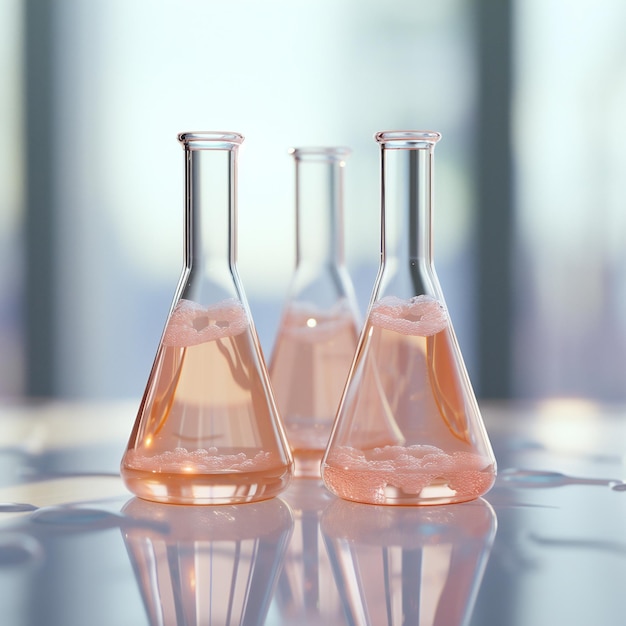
[321,498,497,626]
[121,497,293,626]
[275,479,346,624]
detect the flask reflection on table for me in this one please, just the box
[121,497,293,626]
[274,480,346,624]
[320,497,497,626]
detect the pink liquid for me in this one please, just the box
[269,301,358,477]
[121,299,291,504]
[322,295,496,505]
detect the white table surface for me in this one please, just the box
[1,399,625,626]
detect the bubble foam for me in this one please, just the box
[369,295,448,336]
[323,445,493,504]
[125,447,278,473]
[163,299,249,347]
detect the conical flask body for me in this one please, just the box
[269,148,360,478]
[121,132,293,505]
[321,131,496,506]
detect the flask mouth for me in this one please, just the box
[375,130,441,149]
[289,147,351,163]
[178,131,244,150]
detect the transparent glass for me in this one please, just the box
[321,498,497,625]
[269,147,360,478]
[120,131,293,505]
[321,131,497,506]
[121,497,293,626]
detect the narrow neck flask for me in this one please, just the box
[321,131,496,506]
[269,148,360,478]
[121,131,293,505]
[294,147,348,268]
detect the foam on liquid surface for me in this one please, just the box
[369,295,448,336]
[163,298,248,347]
[124,447,278,473]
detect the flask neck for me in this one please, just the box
[292,148,350,267]
[378,133,439,265]
[180,134,241,270]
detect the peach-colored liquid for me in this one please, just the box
[322,295,495,505]
[270,302,358,477]
[121,299,291,504]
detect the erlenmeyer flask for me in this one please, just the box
[269,147,360,478]
[121,131,293,505]
[321,131,496,506]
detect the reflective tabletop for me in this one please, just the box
[1,400,625,626]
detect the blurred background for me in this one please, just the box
[2,0,626,403]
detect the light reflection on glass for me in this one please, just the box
[274,480,346,624]
[321,497,497,626]
[121,497,293,626]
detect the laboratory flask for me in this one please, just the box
[121,131,293,505]
[321,131,496,506]
[269,147,360,478]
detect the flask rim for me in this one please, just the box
[375,130,441,149]
[288,146,351,162]
[178,131,244,150]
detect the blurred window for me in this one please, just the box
[17,0,478,399]
[0,0,24,397]
[513,0,626,400]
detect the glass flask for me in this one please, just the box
[120,131,293,505]
[122,497,293,626]
[269,147,361,478]
[321,131,497,506]
[321,498,497,626]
